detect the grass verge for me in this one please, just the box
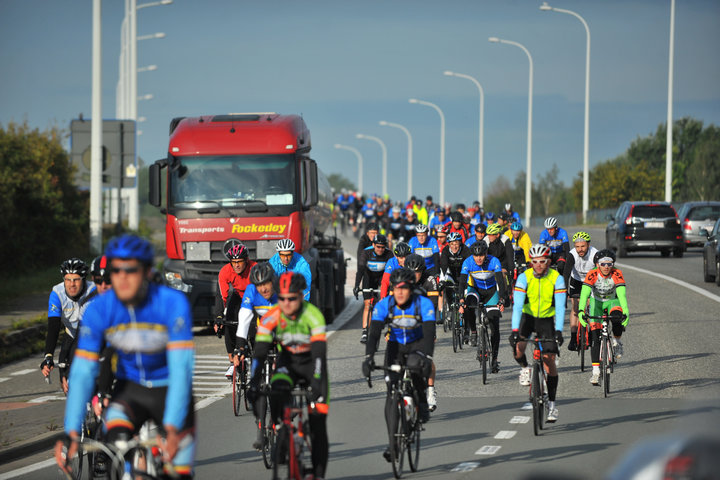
[0,314,48,366]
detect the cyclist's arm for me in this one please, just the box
[294,255,313,301]
[380,272,391,298]
[616,285,629,325]
[419,296,436,356]
[164,291,194,431]
[494,272,507,300]
[503,241,514,272]
[578,283,592,326]
[45,290,63,358]
[553,275,567,332]
[235,306,255,349]
[250,307,278,380]
[511,274,528,330]
[218,264,231,306]
[562,253,575,288]
[354,251,367,290]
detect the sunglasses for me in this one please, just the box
[230,259,246,264]
[531,259,549,265]
[93,276,111,285]
[110,265,142,275]
[599,262,614,267]
[278,295,300,302]
[279,253,294,258]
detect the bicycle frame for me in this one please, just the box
[584,309,625,397]
[529,337,554,436]
[475,302,493,384]
[270,386,315,480]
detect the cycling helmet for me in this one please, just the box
[475,223,487,233]
[528,244,551,259]
[415,224,429,234]
[389,267,416,289]
[439,225,450,234]
[105,234,154,265]
[449,211,462,223]
[499,212,512,223]
[61,258,89,277]
[373,234,389,246]
[485,212,496,221]
[510,221,523,231]
[505,203,512,211]
[90,255,108,277]
[276,271,307,296]
[470,241,488,256]
[405,253,426,272]
[593,249,616,265]
[486,223,502,235]
[544,217,558,229]
[393,241,412,257]
[392,206,401,214]
[276,238,296,252]
[365,222,379,232]
[447,232,462,243]
[249,262,275,285]
[224,239,249,260]
[572,231,591,243]
[435,207,444,215]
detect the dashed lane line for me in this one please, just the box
[27,395,65,403]
[0,378,9,383]
[451,462,480,472]
[10,369,37,376]
[475,445,502,455]
[509,416,530,424]
[494,430,517,439]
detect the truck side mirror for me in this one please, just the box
[309,160,319,206]
[149,160,165,207]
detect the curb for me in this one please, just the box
[0,431,62,465]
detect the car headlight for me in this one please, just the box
[165,271,192,293]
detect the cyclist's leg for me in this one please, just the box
[464,290,479,341]
[103,382,147,472]
[293,360,329,478]
[383,342,403,438]
[268,351,294,425]
[480,288,501,363]
[406,349,431,422]
[587,298,603,367]
[223,293,242,362]
[568,278,583,350]
[536,318,559,412]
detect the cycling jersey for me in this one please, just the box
[268,252,312,301]
[512,269,567,332]
[65,283,194,432]
[371,294,436,346]
[428,215,449,234]
[582,268,627,303]
[255,302,326,355]
[408,236,440,273]
[487,236,514,273]
[448,224,469,243]
[464,235,484,248]
[356,246,394,291]
[217,260,257,306]
[565,246,599,282]
[460,254,502,290]
[579,268,629,328]
[380,256,402,298]
[402,218,419,238]
[538,227,570,254]
[384,215,405,239]
[236,283,278,345]
[439,243,471,281]
[47,282,97,339]
[504,230,532,263]
[336,194,355,211]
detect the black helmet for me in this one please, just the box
[60,258,89,277]
[224,239,249,260]
[470,241,488,256]
[372,234,388,246]
[275,271,307,296]
[365,222,379,233]
[450,211,463,223]
[90,255,107,277]
[249,262,275,285]
[593,249,616,265]
[405,253,426,272]
[393,241,411,257]
[475,223,487,233]
[389,267,416,289]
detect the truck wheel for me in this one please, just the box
[319,258,336,324]
[334,249,346,313]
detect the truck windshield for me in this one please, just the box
[170,154,296,207]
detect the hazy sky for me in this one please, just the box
[1,0,719,205]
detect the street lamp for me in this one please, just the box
[137,32,166,41]
[409,98,446,205]
[488,36,534,226]
[138,94,154,101]
[137,64,158,73]
[444,70,485,206]
[665,0,676,202]
[333,144,364,195]
[356,134,387,198]
[379,121,413,200]
[540,2,591,223]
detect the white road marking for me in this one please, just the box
[521,402,533,410]
[28,395,65,403]
[451,462,480,472]
[10,369,36,376]
[195,354,231,359]
[0,377,10,383]
[475,445,501,455]
[494,430,517,439]
[0,458,56,480]
[192,380,231,386]
[509,416,530,424]
[617,262,720,304]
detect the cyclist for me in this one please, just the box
[506,221,532,266]
[384,206,405,245]
[485,212,497,227]
[362,267,435,462]
[448,211,469,243]
[469,201,484,228]
[509,244,566,423]
[459,242,506,371]
[578,249,629,385]
[215,240,257,379]
[269,238,312,301]
[486,223,515,281]
[354,234,394,344]
[90,255,113,295]
[538,217,570,274]
[248,272,329,480]
[428,207,449,236]
[504,203,521,222]
[380,241,412,298]
[402,209,419,242]
[42,258,96,394]
[563,232,599,352]
[56,235,196,478]
[464,223,487,248]
[412,198,429,226]
[357,222,379,260]
[361,197,377,226]
[234,262,278,360]
[408,224,440,276]
[435,225,448,253]
[440,232,471,286]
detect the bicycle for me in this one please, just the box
[223,319,252,417]
[584,309,626,397]
[360,288,381,346]
[450,293,465,353]
[528,337,557,436]
[259,344,279,469]
[474,302,493,385]
[366,363,423,479]
[576,323,589,372]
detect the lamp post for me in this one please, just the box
[443,71,485,205]
[408,98,446,205]
[488,37,534,226]
[379,121,413,200]
[540,2,591,223]
[333,144,364,195]
[665,0,675,202]
[356,134,387,198]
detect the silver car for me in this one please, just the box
[676,201,720,247]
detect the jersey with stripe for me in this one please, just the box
[569,246,599,282]
[408,236,439,271]
[371,294,436,345]
[583,268,626,302]
[48,282,97,338]
[538,227,570,253]
[255,302,326,354]
[236,283,278,340]
[460,254,502,290]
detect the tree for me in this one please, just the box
[685,125,720,200]
[326,173,356,194]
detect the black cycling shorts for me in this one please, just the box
[568,277,583,298]
[519,314,558,354]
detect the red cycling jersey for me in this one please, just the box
[217,261,257,306]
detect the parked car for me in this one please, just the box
[676,201,720,247]
[605,201,684,257]
[701,217,720,286]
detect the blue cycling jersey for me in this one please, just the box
[384,256,401,275]
[538,227,570,254]
[464,236,484,248]
[460,254,502,290]
[64,284,194,432]
[408,236,439,271]
[336,194,355,211]
[241,283,277,318]
[371,294,436,344]
[48,282,96,338]
[269,252,312,300]
[428,216,449,233]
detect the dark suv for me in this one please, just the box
[605,201,684,257]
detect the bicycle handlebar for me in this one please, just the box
[583,313,627,321]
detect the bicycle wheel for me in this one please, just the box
[479,324,488,385]
[272,425,291,480]
[602,338,610,397]
[390,391,405,479]
[242,359,251,412]
[442,298,450,333]
[232,365,241,416]
[451,310,459,353]
[407,414,421,473]
[262,411,275,469]
[457,311,464,351]
[578,325,587,372]
[531,363,542,436]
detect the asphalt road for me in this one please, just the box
[2,226,719,479]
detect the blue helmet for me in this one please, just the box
[485,212,496,221]
[105,234,155,265]
[510,221,523,231]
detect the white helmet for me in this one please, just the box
[544,217,558,229]
[528,243,551,259]
[505,203,512,211]
[415,224,429,233]
[276,238,295,252]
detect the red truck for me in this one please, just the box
[148,113,346,324]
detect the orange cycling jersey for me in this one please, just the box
[583,268,625,302]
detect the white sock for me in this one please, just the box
[548,401,556,410]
